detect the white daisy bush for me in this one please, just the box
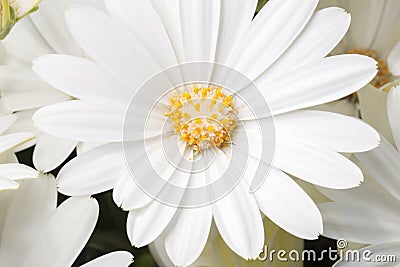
[29,0,383,265]
[318,85,400,266]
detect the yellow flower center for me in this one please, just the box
[165,85,237,152]
[347,48,391,88]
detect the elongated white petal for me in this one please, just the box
[274,110,380,153]
[0,66,71,112]
[28,0,81,55]
[0,163,39,181]
[319,202,400,244]
[113,174,153,210]
[165,206,212,266]
[22,197,99,267]
[127,201,177,247]
[3,18,52,66]
[0,177,19,191]
[347,0,385,52]
[33,100,125,142]
[274,140,363,189]
[256,7,351,84]
[387,85,400,149]
[256,168,322,239]
[317,161,400,214]
[65,5,160,88]
[150,0,184,63]
[212,180,264,260]
[0,175,57,266]
[57,143,125,196]
[179,0,220,62]
[105,0,178,69]
[356,137,400,202]
[33,133,78,173]
[370,0,400,60]
[214,0,257,64]
[334,242,400,267]
[33,55,132,103]
[0,113,16,134]
[261,55,377,115]
[0,132,35,154]
[228,0,318,80]
[80,251,133,267]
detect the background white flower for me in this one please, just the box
[0,0,105,174]
[0,112,38,191]
[318,85,400,266]
[0,174,133,266]
[32,0,380,266]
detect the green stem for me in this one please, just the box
[1,0,10,29]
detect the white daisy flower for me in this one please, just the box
[0,0,105,173]
[0,174,133,266]
[0,112,38,191]
[0,0,41,39]
[319,0,400,88]
[32,0,380,265]
[318,85,400,266]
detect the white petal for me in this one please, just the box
[0,177,19,191]
[256,168,322,239]
[387,85,400,149]
[0,66,71,112]
[274,110,380,153]
[274,139,363,189]
[0,175,57,266]
[228,0,318,80]
[214,0,257,64]
[346,0,385,51]
[261,55,378,115]
[165,206,212,266]
[112,172,153,210]
[127,201,177,247]
[149,235,175,267]
[356,137,400,202]
[358,84,394,145]
[212,180,264,260]
[33,100,125,142]
[33,133,78,173]
[179,0,220,62]
[319,202,400,244]
[28,0,81,55]
[104,0,178,69]
[150,0,184,63]
[22,197,99,267]
[388,42,400,76]
[370,0,400,60]
[256,7,351,84]
[80,251,133,267]
[0,132,35,154]
[0,113,16,134]
[76,142,105,155]
[0,163,39,181]
[33,55,132,103]
[65,5,160,88]
[57,143,125,196]
[3,18,52,66]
